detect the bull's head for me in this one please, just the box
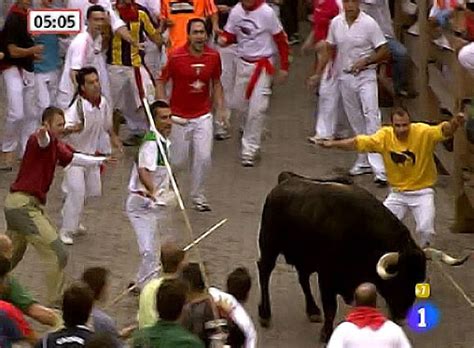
[375,248,469,321]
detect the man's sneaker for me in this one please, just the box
[374,177,388,187]
[127,282,141,296]
[241,157,255,167]
[73,224,87,236]
[407,22,419,36]
[349,165,372,176]
[402,0,417,15]
[432,35,453,51]
[193,202,212,212]
[123,134,143,147]
[214,131,231,141]
[289,34,301,46]
[59,230,74,245]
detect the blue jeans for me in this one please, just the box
[387,38,408,94]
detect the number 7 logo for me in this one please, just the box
[415,283,430,299]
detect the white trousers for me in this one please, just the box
[2,67,37,155]
[339,72,386,178]
[126,193,167,285]
[35,70,59,113]
[458,42,474,74]
[215,44,237,135]
[234,59,273,159]
[61,165,102,233]
[315,65,348,139]
[383,188,436,246]
[108,65,154,134]
[143,39,162,80]
[169,113,213,204]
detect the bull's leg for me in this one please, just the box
[297,270,322,322]
[319,278,337,343]
[257,251,278,328]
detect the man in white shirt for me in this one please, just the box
[126,100,175,289]
[57,4,112,109]
[218,0,289,167]
[324,0,390,185]
[60,66,121,245]
[327,282,412,348]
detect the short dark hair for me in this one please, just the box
[182,262,205,292]
[62,284,94,327]
[150,99,170,115]
[226,267,251,303]
[76,66,99,89]
[81,267,109,301]
[156,279,187,321]
[87,4,106,19]
[0,256,11,279]
[390,107,410,123]
[85,333,117,348]
[161,243,186,273]
[187,18,207,34]
[41,106,64,124]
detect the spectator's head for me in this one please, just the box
[156,279,187,321]
[86,5,106,36]
[62,284,94,327]
[76,67,101,100]
[0,256,11,295]
[187,18,207,53]
[81,267,109,302]
[40,0,53,8]
[181,262,205,294]
[42,107,66,138]
[342,0,360,20]
[354,282,377,307]
[0,235,13,260]
[150,100,172,138]
[390,107,411,141]
[161,243,187,274]
[16,0,32,10]
[226,267,251,303]
[85,333,117,348]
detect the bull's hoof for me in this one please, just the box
[259,317,271,328]
[308,313,323,323]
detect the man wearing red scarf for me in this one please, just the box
[327,283,412,348]
[0,0,45,170]
[218,0,290,167]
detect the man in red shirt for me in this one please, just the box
[3,107,110,306]
[156,18,225,212]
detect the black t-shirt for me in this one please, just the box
[2,12,35,72]
[35,326,93,348]
[215,0,239,29]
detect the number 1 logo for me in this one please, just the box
[407,301,440,333]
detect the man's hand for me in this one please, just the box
[111,135,124,154]
[64,124,83,135]
[318,139,334,148]
[166,19,174,27]
[30,44,44,56]
[0,52,4,60]
[37,126,48,139]
[350,57,369,75]
[104,156,118,164]
[454,112,466,127]
[275,69,289,84]
[307,73,321,90]
[217,4,231,13]
[217,35,228,47]
[215,108,230,129]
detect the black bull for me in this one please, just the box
[257,172,469,342]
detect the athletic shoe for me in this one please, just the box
[59,230,74,245]
[432,35,453,51]
[407,22,419,36]
[214,131,231,141]
[193,202,212,212]
[73,224,87,236]
[241,158,255,167]
[348,165,372,176]
[374,177,388,187]
[127,282,141,296]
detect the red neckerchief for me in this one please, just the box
[345,307,387,330]
[9,4,28,18]
[116,1,139,22]
[80,91,101,109]
[242,0,265,11]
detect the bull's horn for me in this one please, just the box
[376,252,400,280]
[423,248,470,266]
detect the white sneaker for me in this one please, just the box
[433,35,453,51]
[349,165,372,176]
[73,224,87,236]
[407,22,419,36]
[59,230,74,245]
[402,0,417,15]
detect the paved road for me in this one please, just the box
[0,35,473,347]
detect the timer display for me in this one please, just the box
[28,9,81,34]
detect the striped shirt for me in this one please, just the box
[107,5,156,67]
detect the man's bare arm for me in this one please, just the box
[442,112,466,138]
[319,137,358,151]
[26,303,60,327]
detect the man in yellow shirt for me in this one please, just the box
[319,107,465,248]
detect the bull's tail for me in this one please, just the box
[278,171,353,185]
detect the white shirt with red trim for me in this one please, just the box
[224,3,283,61]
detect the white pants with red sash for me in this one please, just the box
[2,67,37,156]
[234,58,273,159]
